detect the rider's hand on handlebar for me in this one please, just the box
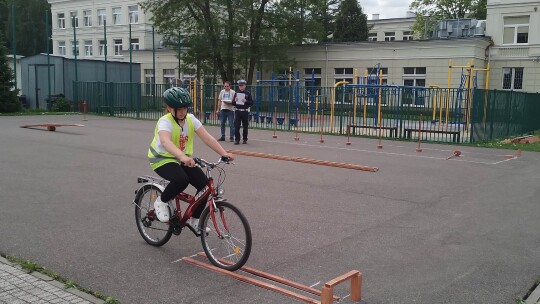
[221,154,234,162]
[181,155,196,167]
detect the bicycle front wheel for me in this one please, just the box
[134,185,173,246]
[199,201,252,271]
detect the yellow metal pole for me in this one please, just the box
[192,79,197,115]
[377,70,382,124]
[288,66,292,86]
[445,60,452,129]
[353,68,358,123]
[288,66,292,117]
[470,63,491,129]
[331,81,349,133]
[483,63,491,128]
[429,85,440,122]
[466,59,474,131]
[315,89,319,121]
[363,69,367,124]
[200,82,203,118]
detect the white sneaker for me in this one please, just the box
[190,218,211,233]
[153,196,170,222]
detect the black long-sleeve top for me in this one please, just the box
[232,89,254,110]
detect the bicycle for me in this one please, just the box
[133,156,252,271]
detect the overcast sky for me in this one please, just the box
[360,0,414,19]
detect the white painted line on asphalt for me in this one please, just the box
[171,251,201,263]
[255,139,504,165]
[310,281,320,288]
[492,157,516,165]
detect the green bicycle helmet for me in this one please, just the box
[163,87,192,108]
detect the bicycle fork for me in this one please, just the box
[210,199,231,239]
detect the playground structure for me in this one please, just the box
[76,59,540,144]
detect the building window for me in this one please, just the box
[367,67,388,76]
[144,69,155,95]
[403,67,426,105]
[71,40,79,56]
[303,68,322,86]
[403,67,426,75]
[83,10,92,27]
[365,67,388,86]
[503,16,529,44]
[84,40,93,56]
[70,12,78,28]
[58,41,66,55]
[129,6,139,24]
[97,9,106,26]
[403,31,414,41]
[130,38,140,50]
[114,39,123,56]
[368,33,377,41]
[57,13,65,29]
[304,68,321,75]
[98,40,106,56]
[502,67,524,90]
[334,68,353,82]
[335,68,353,76]
[384,32,395,41]
[163,69,176,84]
[112,7,122,25]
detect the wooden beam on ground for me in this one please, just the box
[182,257,320,304]
[196,252,339,301]
[20,124,84,132]
[321,270,362,304]
[228,150,378,172]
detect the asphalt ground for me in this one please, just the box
[0,114,539,304]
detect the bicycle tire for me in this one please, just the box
[199,201,252,271]
[134,184,173,246]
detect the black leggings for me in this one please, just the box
[154,162,209,218]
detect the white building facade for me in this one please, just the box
[485,0,540,91]
[48,0,188,85]
[47,0,540,93]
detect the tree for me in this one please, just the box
[333,0,369,42]
[469,0,487,20]
[142,0,268,84]
[0,32,21,113]
[271,0,335,45]
[0,0,52,56]
[409,0,485,39]
[312,0,340,42]
[141,0,330,84]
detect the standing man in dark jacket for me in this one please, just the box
[232,79,254,144]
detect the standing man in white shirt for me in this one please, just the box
[216,81,236,142]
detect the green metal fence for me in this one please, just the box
[470,89,540,142]
[74,81,540,143]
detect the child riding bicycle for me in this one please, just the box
[148,87,234,226]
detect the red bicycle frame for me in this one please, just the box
[173,178,227,237]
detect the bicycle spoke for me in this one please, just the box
[200,201,251,271]
[135,185,173,246]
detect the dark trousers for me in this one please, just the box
[219,109,234,139]
[154,162,208,218]
[234,110,249,142]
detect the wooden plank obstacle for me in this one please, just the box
[20,124,84,131]
[183,252,362,303]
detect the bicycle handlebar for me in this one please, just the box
[193,156,232,168]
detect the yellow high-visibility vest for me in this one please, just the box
[148,113,195,170]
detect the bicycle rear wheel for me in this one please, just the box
[134,185,173,246]
[199,201,252,271]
